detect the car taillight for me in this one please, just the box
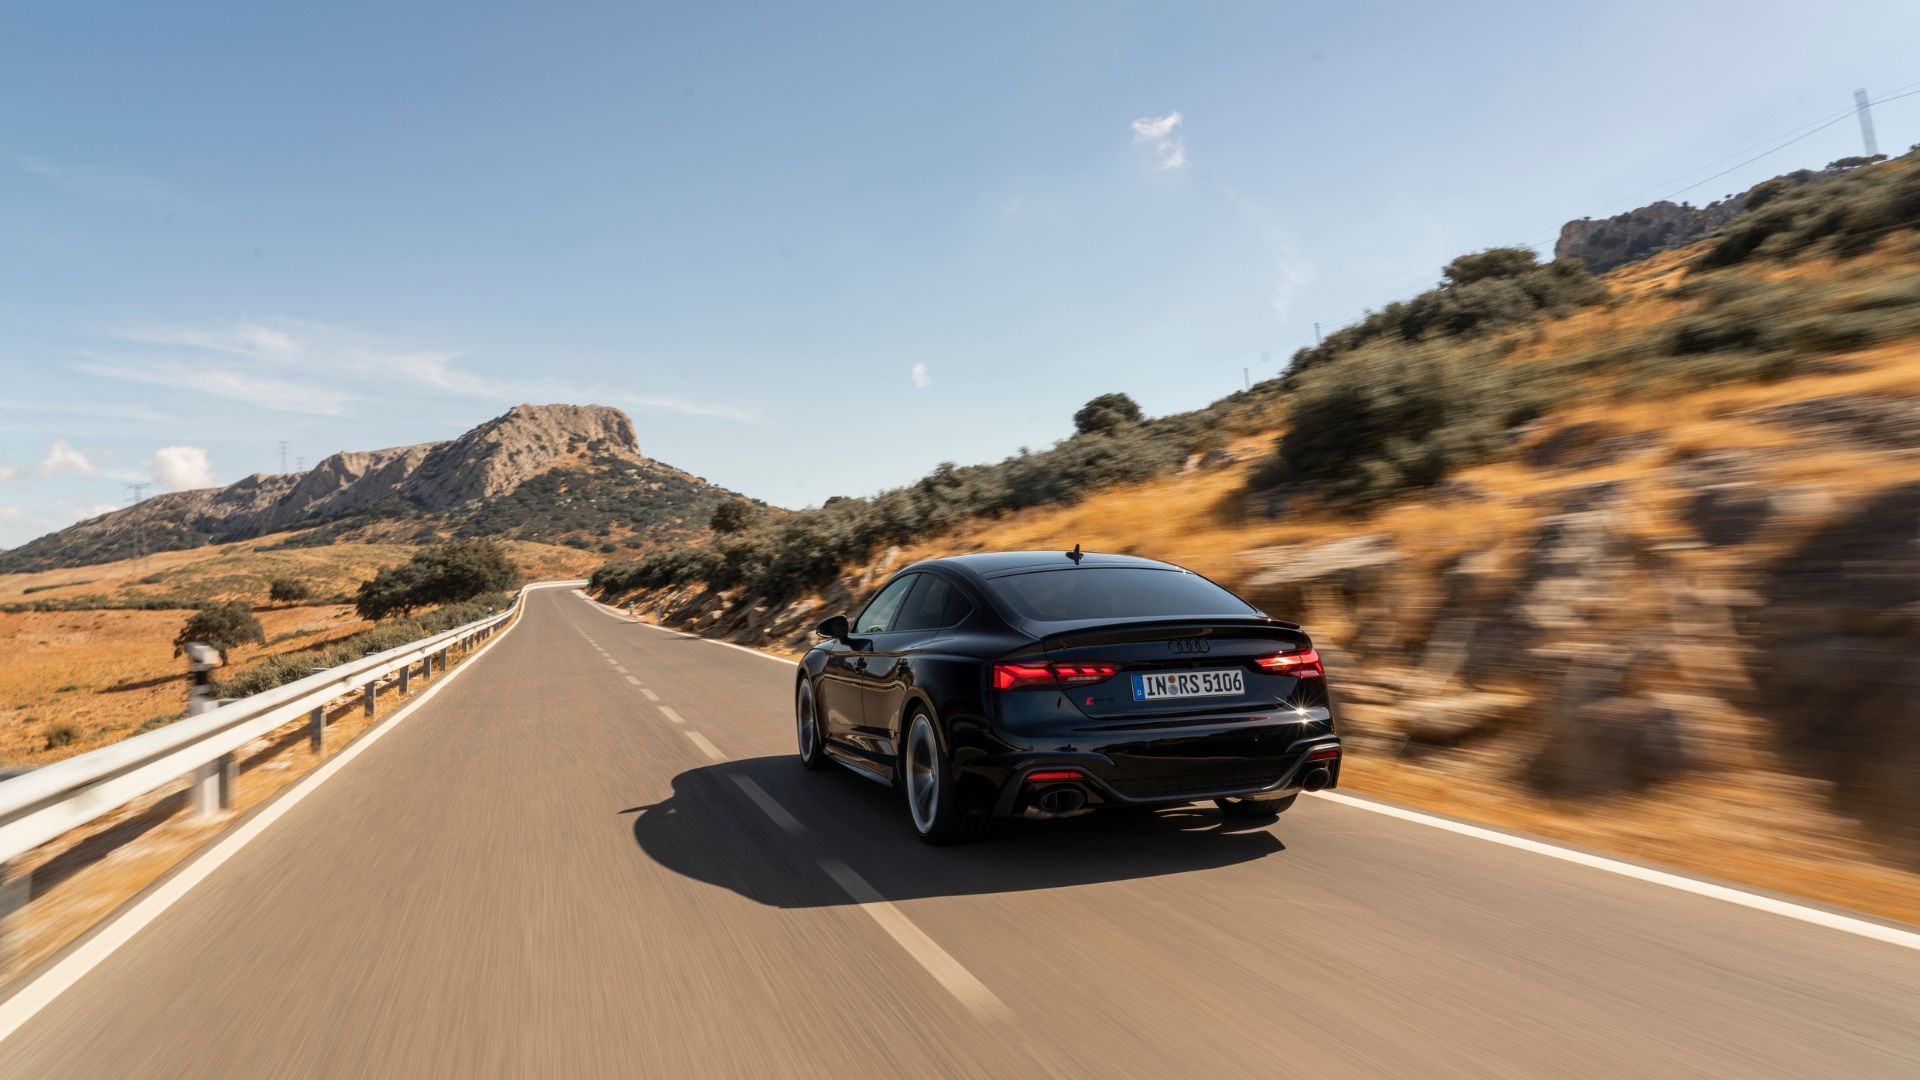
[1305,746,1340,762]
[1027,770,1085,782]
[992,662,1120,690]
[1254,648,1323,678]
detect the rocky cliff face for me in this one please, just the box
[1555,168,1840,274]
[0,404,721,572]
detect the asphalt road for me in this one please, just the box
[3,587,1917,1078]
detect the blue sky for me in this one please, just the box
[5,1,1919,549]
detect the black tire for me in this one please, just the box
[901,709,987,844]
[796,680,829,770]
[1214,793,1298,819]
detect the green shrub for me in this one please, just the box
[1072,392,1145,435]
[41,723,77,750]
[1289,248,1607,374]
[355,540,519,620]
[173,600,266,660]
[1257,342,1562,504]
[267,577,313,604]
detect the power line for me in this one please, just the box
[1301,81,1920,343]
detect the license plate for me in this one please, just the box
[1131,669,1244,701]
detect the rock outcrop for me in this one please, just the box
[1554,168,1840,274]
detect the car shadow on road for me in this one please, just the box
[626,754,1288,908]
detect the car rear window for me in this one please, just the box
[985,567,1257,622]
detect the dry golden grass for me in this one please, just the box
[0,537,599,769]
[0,604,370,767]
[0,535,602,604]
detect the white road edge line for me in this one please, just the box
[1312,791,1920,952]
[611,602,794,667]
[817,857,1009,1022]
[0,581,575,1045]
[658,705,686,725]
[682,730,725,760]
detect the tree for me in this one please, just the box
[1743,178,1795,213]
[266,576,312,605]
[174,600,266,660]
[1827,154,1887,170]
[1441,247,1540,287]
[1073,392,1144,435]
[355,540,521,620]
[709,499,762,534]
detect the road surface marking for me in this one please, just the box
[729,776,804,835]
[817,857,1009,1022]
[658,706,687,725]
[1314,791,1920,952]
[613,664,628,674]
[624,675,641,686]
[641,688,660,702]
[0,580,570,1046]
[683,730,725,760]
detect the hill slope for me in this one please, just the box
[1,404,756,572]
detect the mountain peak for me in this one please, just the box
[0,403,741,572]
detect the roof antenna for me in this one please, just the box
[1066,543,1084,564]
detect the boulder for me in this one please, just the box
[1743,481,1920,852]
[1524,647,1692,796]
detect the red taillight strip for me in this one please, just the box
[992,662,1120,690]
[1027,770,1085,782]
[1305,746,1340,762]
[1253,648,1324,678]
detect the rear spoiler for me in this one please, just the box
[1031,616,1307,651]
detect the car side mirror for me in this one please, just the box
[814,614,851,643]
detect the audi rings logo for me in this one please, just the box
[1168,637,1211,655]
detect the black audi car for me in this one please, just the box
[795,549,1341,843]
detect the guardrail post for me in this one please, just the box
[398,664,411,696]
[0,862,28,968]
[309,706,325,752]
[363,682,376,717]
[190,753,235,817]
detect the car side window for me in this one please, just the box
[891,575,955,634]
[854,575,918,634]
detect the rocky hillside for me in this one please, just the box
[1555,167,1841,273]
[1,404,752,572]
[588,148,1920,918]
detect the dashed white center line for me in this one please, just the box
[817,858,1009,1022]
[682,730,725,760]
[624,675,641,686]
[729,776,804,835]
[658,705,687,725]
[641,688,660,702]
[613,665,628,674]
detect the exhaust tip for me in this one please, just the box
[1036,787,1087,815]
[1302,767,1331,793]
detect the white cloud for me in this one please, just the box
[0,505,20,519]
[9,153,204,212]
[1130,111,1187,170]
[911,362,931,389]
[0,464,17,483]
[1130,112,1181,142]
[40,439,93,475]
[1269,258,1317,323]
[73,357,354,416]
[93,319,761,423]
[149,446,216,491]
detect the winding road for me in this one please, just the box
[2,587,1916,1078]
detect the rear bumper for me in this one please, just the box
[964,714,1341,818]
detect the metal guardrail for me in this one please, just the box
[0,581,581,869]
